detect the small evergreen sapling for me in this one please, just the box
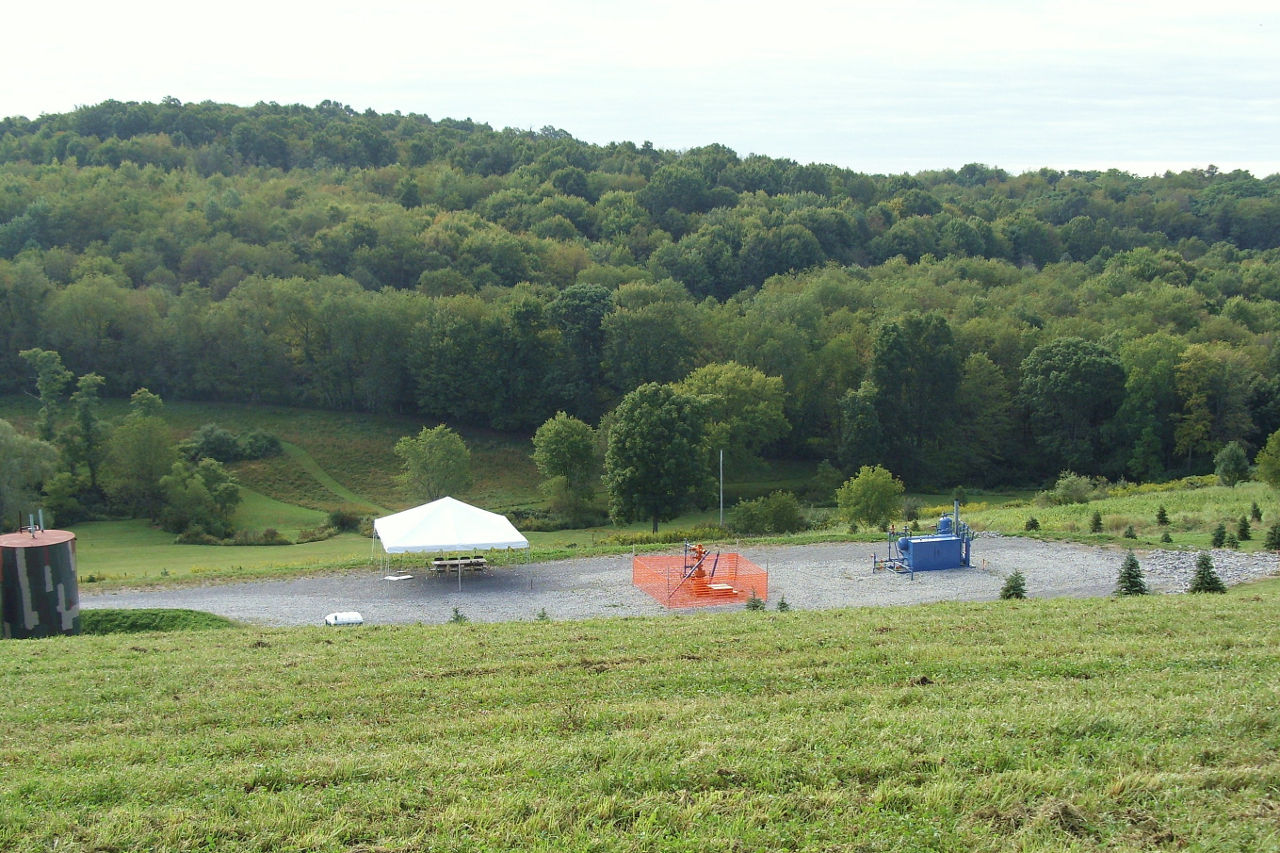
[1116,551,1148,596]
[1156,505,1169,526]
[1025,516,1040,531]
[1000,569,1027,600]
[1237,515,1251,541]
[1225,533,1240,549]
[1188,552,1226,593]
[1160,530,1173,544]
[1251,501,1262,522]
[1267,523,1280,551]
[1211,523,1227,548]
[1090,511,1103,533]
[1123,524,1137,539]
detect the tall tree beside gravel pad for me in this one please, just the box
[1116,551,1149,596]
[1000,569,1027,600]
[1188,552,1226,593]
[603,383,710,533]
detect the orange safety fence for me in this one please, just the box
[632,552,767,608]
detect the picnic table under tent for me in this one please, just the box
[373,497,529,589]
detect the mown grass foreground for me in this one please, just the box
[4,587,1279,851]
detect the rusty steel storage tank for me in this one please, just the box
[0,528,80,639]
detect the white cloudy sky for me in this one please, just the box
[5,0,1278,176]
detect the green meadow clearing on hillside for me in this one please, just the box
[0,396,547,516]
[71,518,378,584]
[3,586,1279,851]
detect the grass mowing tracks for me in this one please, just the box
[2,582,1278,851]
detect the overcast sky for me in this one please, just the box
[5,0,1278,176]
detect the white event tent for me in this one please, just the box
[373,497,528,589]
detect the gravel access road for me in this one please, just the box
[81,536,1280,628]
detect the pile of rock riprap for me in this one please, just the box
[1139,548,1278,592]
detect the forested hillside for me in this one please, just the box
[3,98,1280,488]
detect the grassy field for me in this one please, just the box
[958,481,1280,552]
[73,519,377,584]
[7,397,1280,849]
[3,583,1278,851]
[0,396,546,515]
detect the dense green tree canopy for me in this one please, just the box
[869,313,961,485]
[2,100,1280,489]
[1019,338,1126,476]
[673,362,789,471]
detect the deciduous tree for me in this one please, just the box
[532,412,597,518]
[394,425,473,503]
[870,313,960,484]
[0,419,59,524]
[835,465,904,531]
[1253,429,1280,491]
[19,347,72,441]
[603,383,709,532]
[158,458,241,538]
[61,372,109,496]
[102,389,174,519]
[1214,440,1250,487]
